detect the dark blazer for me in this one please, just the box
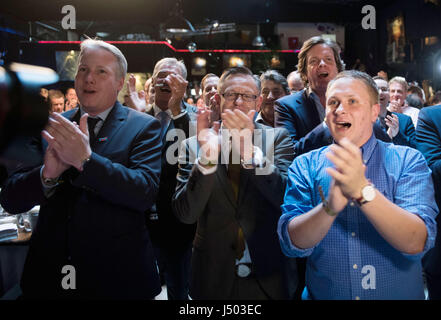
[0,102,163,299]
[391,112,416,148]
[274,89,321,145]
[146,101,198,249]
[416,105,441,277]
[172,123,295,299]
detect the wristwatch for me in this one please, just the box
[79,156,91,171]
[354,183,376,206]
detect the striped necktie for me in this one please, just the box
[87,117,101,143]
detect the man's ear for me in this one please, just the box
[117,76,125,92]
[255,95,263,112]
[372,103,380,122]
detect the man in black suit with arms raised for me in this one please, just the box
[145,57,197,300]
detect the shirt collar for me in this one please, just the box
[80,105,113,122]
[255,112,271,126]
[307,87,326,122]
[153,104,173,118]
[255,112,264,122]
[360,133,378,165]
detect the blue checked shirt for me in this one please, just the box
[278,134,438,300]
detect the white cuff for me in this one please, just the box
[171,110,187,120]
[196,158,218,175]
[40,166,60,189]
[241,146,265,169]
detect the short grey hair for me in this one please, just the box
[218,67,259,93]
[327,70,379,105]
[260,70,290,95]
[201,73,219,91]
[153,57,187,79]
[389,76,408,92]
[78,39,127,80]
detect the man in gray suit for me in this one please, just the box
[172,66,296,300]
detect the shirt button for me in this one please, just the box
[350,202,355,207]
[351,232,356,237]
[355,296,360,300]
[353,264,358,269]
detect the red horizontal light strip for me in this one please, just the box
[37,40,299,53]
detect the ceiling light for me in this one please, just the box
[164,0,195,34]
[166,17,195,33]
[96,32,110,38]
[252,24,266,47]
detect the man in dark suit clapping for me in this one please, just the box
[0,39,163,299]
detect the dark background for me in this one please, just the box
[1,0,441,89]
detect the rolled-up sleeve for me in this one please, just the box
[394,148,439,259]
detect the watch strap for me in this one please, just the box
[354,182,374,207]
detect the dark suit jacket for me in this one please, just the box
[391,112,416,148]
[275,89,321,145]
[0,102,163,299]
[416,105,441,275]
[172,123,295,299]
[146,101,198,250]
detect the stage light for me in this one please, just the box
[195,57,206,67]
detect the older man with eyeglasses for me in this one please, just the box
[172,66,297,300]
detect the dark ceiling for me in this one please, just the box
[2,0,398,33]
[2,0,394,23]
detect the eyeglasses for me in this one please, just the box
[221,92,258,102]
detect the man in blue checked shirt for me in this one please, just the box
[277,70,438,300]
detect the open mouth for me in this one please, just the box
[84,89,96,94]
[336,121,351,129]
[318,71,329,79]
[155,83,171,93]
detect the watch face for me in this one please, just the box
[362,185,376,202]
